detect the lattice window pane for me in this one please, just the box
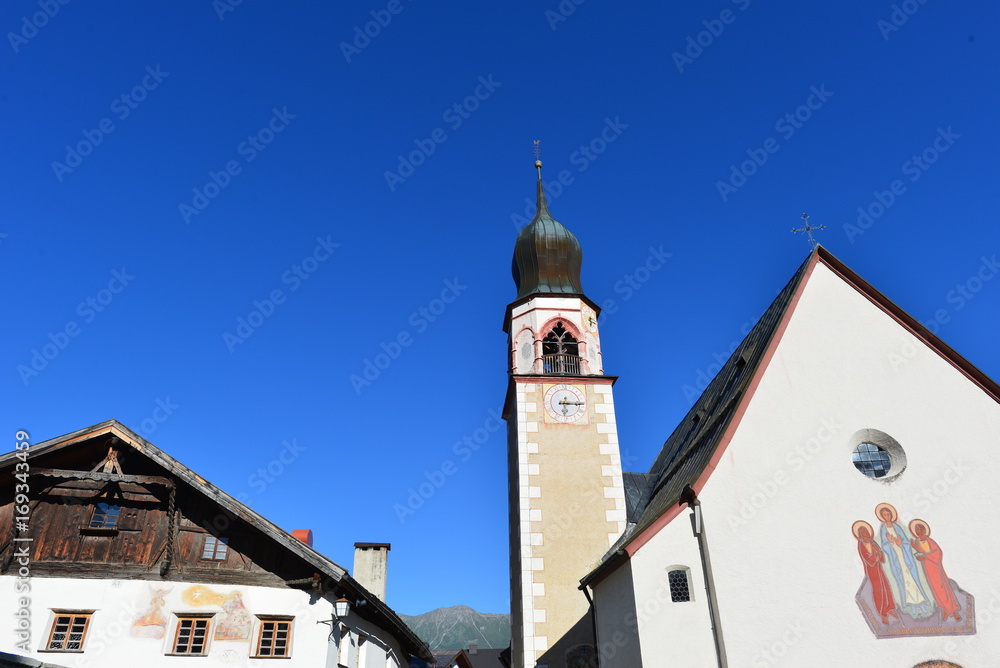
[67,617,88,649]
[668,569,690,602]
[174,618,210,655]
[90,503,120,528]
[256,619,292,658]
[47,613,91,651]
[852,442,892,478]
[201,535,229,560]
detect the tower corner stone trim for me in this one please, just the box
[508,374,626,668]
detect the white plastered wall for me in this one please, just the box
[604,261,1000,666]
[0,575,405,668]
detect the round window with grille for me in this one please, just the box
[848,429,906,482]
[852,443,892,478]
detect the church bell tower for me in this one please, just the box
[503,160,626,668]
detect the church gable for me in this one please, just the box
[598,247,1000,567]
[685,254,999,661]
[629,252,812,539]
[587,248,999,666]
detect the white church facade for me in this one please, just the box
[503,162,999,667]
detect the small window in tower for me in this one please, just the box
[667,569,691,602]
[852,442,893,479]
[201,535,229,561]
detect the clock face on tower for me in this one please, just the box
[543,384,588,424]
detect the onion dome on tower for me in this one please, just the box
[512,160,585,300]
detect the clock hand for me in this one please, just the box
[558,397,584,416]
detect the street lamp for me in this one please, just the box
[318,597,353,639]
[334,598,351,620]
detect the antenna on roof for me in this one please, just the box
[792,213,825,248]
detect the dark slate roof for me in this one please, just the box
[622,472,655,524]
[630,251,812,535]
[431,650,464,667]
[511,172,585,300]
[581,250,814,585]
[408,649,505,668]
[464,648,505,668]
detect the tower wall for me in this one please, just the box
[505,296,625,668]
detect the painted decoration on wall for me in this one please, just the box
[180,585,253,640]
[182,583,227,607]
[853,503,975,638]
[215,591,253,641]
[515,328,535,374]
[131,586,170,638]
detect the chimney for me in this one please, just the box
[292,529,314,547]
[353,542,390,602]
[468,642,478,655]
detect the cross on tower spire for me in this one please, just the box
[792,213,826,248]
[533,140,543,176]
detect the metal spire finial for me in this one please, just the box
[533,140,543,176]
[792,213,825,249]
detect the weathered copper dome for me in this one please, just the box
[512,167,584,300]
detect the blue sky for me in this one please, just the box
[3,1,998,616]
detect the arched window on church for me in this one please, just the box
[667,568,692,602]
[541,322,581,375]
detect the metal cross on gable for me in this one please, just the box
[792,213,826,248]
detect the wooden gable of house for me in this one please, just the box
[0,424,320,590]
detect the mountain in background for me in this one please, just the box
[400,605,510,651]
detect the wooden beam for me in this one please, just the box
[36,479,159,498]
[32,468,173,487]
[28,561,291,587]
